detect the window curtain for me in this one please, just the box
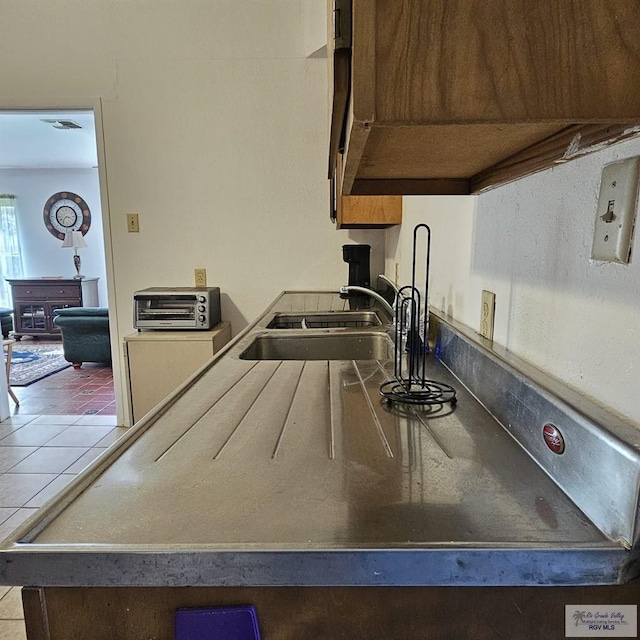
[0,195,24,308]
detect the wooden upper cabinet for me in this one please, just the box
[331,150,401,228]
[328,0,402,228]
[332,0,640,196]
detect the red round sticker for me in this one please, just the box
[543,423,565,454]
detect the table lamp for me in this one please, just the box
[61,231,88,279]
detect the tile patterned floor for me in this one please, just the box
[0,587,25,640]
[9,361,115,416]
[0,413,126,638]
[2,342,119,635]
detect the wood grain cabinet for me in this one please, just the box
[331,149,402,228]
[7,278,99,339]
[22,583,640,639]
[328,0,402,228]
[124,322,231,424]
[330,0,640,196]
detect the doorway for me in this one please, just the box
[0,109,117,419]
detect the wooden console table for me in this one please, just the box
[7,278,99,340]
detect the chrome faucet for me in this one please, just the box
[339,285,394,317]
[352,276,415,345]
[377,273,399,296]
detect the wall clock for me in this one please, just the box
[43,192,91,241]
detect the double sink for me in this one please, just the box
[239,309,393,361]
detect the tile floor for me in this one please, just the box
[9,362,115,416]
[0,413,127,639]
[0,587,25,640]
[2,341,119,636]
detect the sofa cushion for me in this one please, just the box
[54,307,109,317]
[53,307,111,366]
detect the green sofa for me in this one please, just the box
[0,307,13,338]
[53,307,111,368]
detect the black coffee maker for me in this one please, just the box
[342,244,371,289]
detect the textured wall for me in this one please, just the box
[386,137,640,426]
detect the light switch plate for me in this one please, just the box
[591,157,639,263]
[127,213,139,233]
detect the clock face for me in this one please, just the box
[43,192,91,240]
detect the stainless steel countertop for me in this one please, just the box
[0,292,629,587]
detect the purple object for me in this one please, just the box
[175,605,261,640]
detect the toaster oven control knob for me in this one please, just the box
[198,315,206,322]
[198,296,206,303]
[198,305,206,312]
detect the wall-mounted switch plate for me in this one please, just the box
[480,290,495,341]
[591,157,639,263]
[127,213,139,233]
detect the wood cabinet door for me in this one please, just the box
[333,151,402,228]
[337,191,402,228]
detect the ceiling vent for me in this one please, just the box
[40,119,82,130]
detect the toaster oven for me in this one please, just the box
[133,287,221,330]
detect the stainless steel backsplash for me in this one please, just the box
[431,310,640,548]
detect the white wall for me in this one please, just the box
[0,169,108,305]
[0,1,383,425]
[386,138,640,427]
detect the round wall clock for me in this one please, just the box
[43,192,91,241]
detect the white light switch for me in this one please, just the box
[591,157,639,263]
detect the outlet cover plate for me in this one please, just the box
[194,268,207,287]
[591,157,639,263]
[480,290,496,341]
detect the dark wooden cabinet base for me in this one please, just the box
[22,584,640,639]
[7,278,98,339]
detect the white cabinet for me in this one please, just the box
[80,278,99,307]
[124,322,231,423]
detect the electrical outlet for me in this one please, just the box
[194,268,207,287]
[127,213,139,233]
[480,290,495,341]
[591,157,639,263]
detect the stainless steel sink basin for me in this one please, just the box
[239,333,392,360]
[266,311,383,329]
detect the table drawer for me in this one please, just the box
[11,284,81,300]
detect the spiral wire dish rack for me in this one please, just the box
[379,224,457,407]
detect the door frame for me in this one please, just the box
[0,98,125,426]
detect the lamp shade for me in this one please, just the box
[61,230,87,249]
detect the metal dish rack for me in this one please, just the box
[380,224,457,407]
